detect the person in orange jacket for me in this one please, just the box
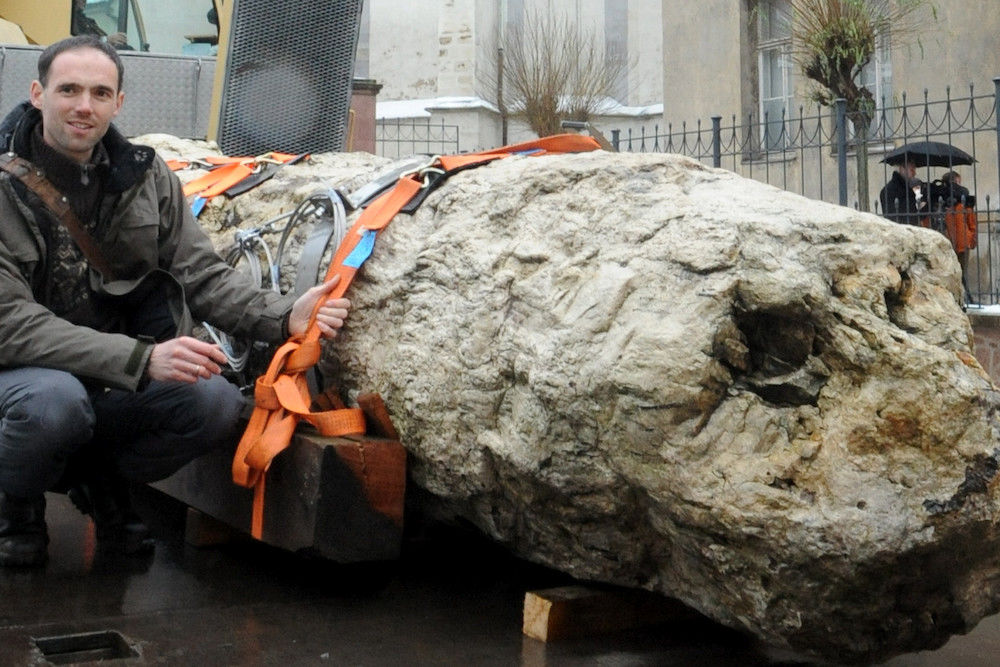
[933,171,977,300]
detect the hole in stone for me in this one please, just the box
[735,310,814,374]
[885,269,914,328]
[34,630,138,664]
[733,309,826,406]
[769,477,797,491]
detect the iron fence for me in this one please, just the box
[376,118,460,159]
[612,79,1000,307]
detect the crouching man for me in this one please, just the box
[0,36,349,566]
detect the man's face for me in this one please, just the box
[901,162,916,179]
[29,47,123,164]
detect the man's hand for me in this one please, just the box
[147,336,228,383]
[288,275,351,339]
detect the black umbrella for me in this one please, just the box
[881,140,975,168]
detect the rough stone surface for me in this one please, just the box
[140,134,1000,664]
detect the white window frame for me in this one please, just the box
[756,0,794,152]
[753,1,893,148]
[853,33,893,140]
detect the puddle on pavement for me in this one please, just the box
[0,487,998,665]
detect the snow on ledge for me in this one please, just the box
[377,96,663,121]
[377,97,499,120]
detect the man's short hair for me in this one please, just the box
[37,35,124,91]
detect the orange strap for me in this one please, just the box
[181,152,303,199]
[232,134,601,539]
[202,151,300,166]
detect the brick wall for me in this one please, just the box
[349,79,382,154]
[970,313,1000,381]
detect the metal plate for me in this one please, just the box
[0,45,215,140]
[217,0,363,156]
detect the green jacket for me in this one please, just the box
[0,102,295,390]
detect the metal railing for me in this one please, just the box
[375,118,460,159]
[612,79,1000,306]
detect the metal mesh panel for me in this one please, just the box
[0,47,40,115]
[217,0,363,156]
[115,53,216,139]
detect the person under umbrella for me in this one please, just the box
[879,140,975,225]
[880,140,976,170]
[879,160,927,225]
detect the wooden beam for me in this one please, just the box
[523,585,699,642]
[184,507,241,547]
[155,430,406,562]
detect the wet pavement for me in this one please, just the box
[1,486,998,666]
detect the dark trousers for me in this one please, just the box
[0,366,245,498]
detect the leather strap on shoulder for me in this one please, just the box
[0,151,116,279]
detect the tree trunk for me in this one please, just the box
[852,113,871,212]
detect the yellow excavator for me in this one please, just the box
[0,0,223,54]
[0,1,363,155]
[0,0,227,131]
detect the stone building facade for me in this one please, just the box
[660,0,1000,209]
[359,0,665,155]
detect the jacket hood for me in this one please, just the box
[0,100,155,193]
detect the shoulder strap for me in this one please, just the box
[0,151,116,279]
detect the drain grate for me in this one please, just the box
[34,630,138,664]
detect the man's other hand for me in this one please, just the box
[148,336,228,383]
[288,275,351,339]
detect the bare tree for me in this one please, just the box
[484,8,630,138]
[784,0,934,211]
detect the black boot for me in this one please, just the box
[68,476,154,555]
[0,492,49,567]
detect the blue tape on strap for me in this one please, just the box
[342,229,377,268]
[191,196,206,217]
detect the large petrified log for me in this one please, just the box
[146,134,1000,663]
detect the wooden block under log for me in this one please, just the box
[357,392,400,440]
[522,585,699,641]
[154,430,406,562]
[184,507,242,547]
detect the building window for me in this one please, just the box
[604,0,628,104]
[506,0,525,33]
[855,33,893,139]
[756,0,793,151]
[753,0,894,149]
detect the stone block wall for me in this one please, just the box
[349,79,382,154]
[970,312,1000,381]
